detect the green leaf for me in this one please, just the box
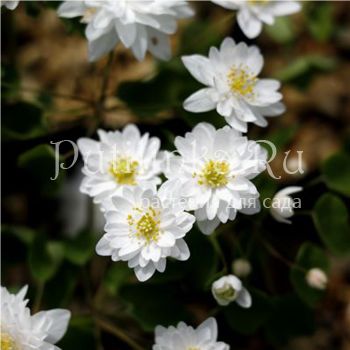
[290,243,329,306]
[307,2,334,42]
[58,316,96,350]
[264,295,315,346]
[313,193,350,256]
[224,289,273,334]
[265,17,295,44]
[103,263,133,296]
[120,283,189,331]
[64,230,97,266]
[2,102,46,141]
[18,144,64,195]
[29,235,64,282]
[1,225,35,245]
[322,152,350,197]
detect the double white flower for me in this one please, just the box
[153,317,229,350]
[212,1,301,39]
[77,125,163,204]
[162,123,267,235]
[97,186,195,282]
[1,285,70,350]
[182,37,285,132]
[58,0,193,62]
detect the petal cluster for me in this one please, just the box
[1,1,19,10]
[212,0,301,39]
[1,286,70,350]
[78,124,163,204]
[153,317,229,350]
[162,122,267,234]
[96,186,195,281]
[183,37,285,132]
[58,0,193,61]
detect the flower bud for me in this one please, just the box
[232,258,252,277]
[211,275,252,308]
[306,268,328,290]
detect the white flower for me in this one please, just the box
[212,0,301,39]
[58,0,193,62]
[182,37,285,132]
[1,0,19,10]
[270,186,302,224]
[96,186,195,282]
[1,285,71,350]
[212,275,252,307]
[153,317,229,350]
[162,122,267,235]
[232,258,252,277]
[306,268,328,290]
[77,125,163,204]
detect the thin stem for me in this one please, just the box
[94,316,143,350]
[33,282,44,313]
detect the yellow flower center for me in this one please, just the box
[248,0,270,5]
[128,207,160,243]
[196,160,230,188]
[215,284,237,301]
[227,66,257,97]
[1,332,18,350]
[81,8,97,23]
[109,157,139,185]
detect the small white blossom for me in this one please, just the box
[153,317,229,350]
[306,268,328,290]
[58,0,193,62]
[1,285,71,350]
[1,0,19,10]
[96,186,195,282]
[212,275,252,307]
[77,125,163,204]
[212,0,301,39]
[162,122,267,235]
[270,186,302,224]
[232,258,252,277]
[182,37,285,132]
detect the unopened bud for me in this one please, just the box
[306,268,328,290]
[232,259,252,277]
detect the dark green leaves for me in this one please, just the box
[2,102,46,141]
[322,152,350,197]
[29,235,64,282]
[18,144,64,195]
[64,230,97,266]
[224,289,272,334]
[313,193,350,256]
[290,243,329,306]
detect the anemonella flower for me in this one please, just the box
[58,0,193,62]
[270,186,302,224]
[162,123,267,235]
[77,125,163,204]
[306,268,328,290]
[212,0,301,39]
[153,317,229,350]
[96,186,195,282]
[212,275,252,307]
[1,285,71,350]
[182,37,285,132]
[1,0,19,10]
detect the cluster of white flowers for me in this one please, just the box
[1,285,71,350]
[2,2,306,347]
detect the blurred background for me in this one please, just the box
[1,1,350,349]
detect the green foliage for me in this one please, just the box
[313,193,350,257]
[64,230,97,266]
[265,17,296,44]
[18,144,64,195]
[224,289,273,335]
[290,243,329,306]
[322,152,350,197]
[2,102,46,141]
[120,283,189,331]
[103,264,133,296]
[29,235,64,282]
[307,2,334,42]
